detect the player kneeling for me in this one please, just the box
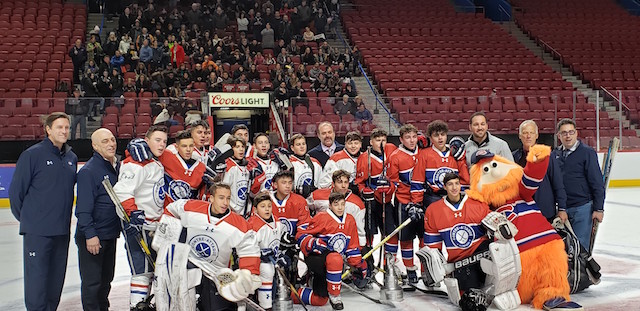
[152,183,262,311]
[416,173,521,311]
[295,192,368,310]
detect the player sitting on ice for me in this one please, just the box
[295,192,369,310]
[417,172,521,311]
[247,191,291,309]
[465,149,583,310]
[152,183,261,311]
[223,135,265,218]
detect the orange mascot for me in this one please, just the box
[466,146,583,311]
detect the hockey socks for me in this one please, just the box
[130,274,152,308]
[292,287,329,306]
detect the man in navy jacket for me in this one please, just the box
[9,112,78,311]
[554,118,605,250]
[512,120,567,222]
[307,121,344,167]
[75,128,121,311]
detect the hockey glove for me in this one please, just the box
[375,177,394,197]
[407,203,425,222]
[459,289,490,311]
[260,248,275,263]
[202,167,216,187]
[276,253,292,270]
[417,132,431,149]
[269,147,293,171]
[352,260,370,290]
[309,237,328,255]
[481,211,518,240]
[449,136,466,161]
[127,138,153,162]
[299,184,317,198]
[362,187,375,201]
[124,210,146,236]
[206,146,232,177]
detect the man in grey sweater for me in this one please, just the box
[464,111,513,168]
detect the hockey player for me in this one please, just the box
[307,170,366,247]
[160,130,207,206]
[318,131,363,189]
[295,192,369,310]
[223,135,264,217]
[251,132,280,193]
[417,172,521,311]
[153,183,262,311]
[414,120,469,209]
[113,125,167,310]
[288,133,322,198]
[247,191,291,309]
[355,128,397,246]
[231,123,254,157]
[189,120,211,163]
[386,123,424,285]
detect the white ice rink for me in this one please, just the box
[1,187,640,311]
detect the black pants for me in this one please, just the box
[305,252,330,298]
[451,240,490,292]
[23,234,70,311]
[76,233,117,311]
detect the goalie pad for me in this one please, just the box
[416,246,447,286]
[210,268,261,303]
[154,243,202,311]
[444,277,461,305]
[151,215,184,252]
[481,212,518,241]
[480,239,521,309]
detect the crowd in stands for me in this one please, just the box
[70,0,366,134]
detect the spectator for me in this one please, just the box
[280,15,294,43]
[9,112,77,311]
[274,81,289,102]
[170,39,186,67]
[301,46,317,65]
[139,39,153,64]
[247,64,260,82]
[334,95,353,116]
[129,19,142,44]
[123,78,137,93]
[252,12,264,41]
[337,62,350,78]
[512,120,566,223]
[308,63,324,80]
[288,39,301,56]
[212,6,229,33]
[264,52,276,65]
[110,50,125,73]
[308,121,344,166]
[261,23,275,49]
[185,3,201,28]
[87,35,103,64]
[464,111,514,168]
[351,45,362,75]
[277,48,291,66]
[103,32,119,57]
[84,59,98,76]
[253,51,265,65]
[135,27,154,51]
[67,88,91,139]
[97,55,112,77]
[312,72,328,93]
[297,0,312,26]
[136,74,151,94]
[150,40,164,71]
[354,99,373,123]
[109,68,124,98]
[119,7,136,35]
[554,118,605,249]
[206,72,222,92]
[192,63,207,82]
[290,81,308,108]
[314,10,328,35]
[237,11,249,33]
[70,39,88,84]
[82,72,104,117]
[302,26,315,43]
[342,83,356,98]
[118,33,132,57]
[296,63,310,82]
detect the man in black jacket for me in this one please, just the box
[308,121,344,167]
[69,39,87,84]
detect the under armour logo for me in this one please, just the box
[454,212,462,218]
[441,158,449,163]
[46,160,53,166]
[331,285,340,290]
[279,208,285,213]
[104,175,110,180]
[29,252,36,257]
[338,224,344,229]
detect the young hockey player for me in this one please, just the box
[154,183,262,311]
[113,125,167,310]
[247,191,291,309]
[189,120,211,163]
[355,128,397,246]
[231,123,254,157]
[251,132,280,193]
[223,135,264,217]
[288,133,322,198]
[414,120,469,208]
[160,130,207,206]
[295,192,369,310]
[318,131,363,189]
[418,172,521,311]
[307,170,366,247]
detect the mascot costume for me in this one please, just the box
[465,146,582,310]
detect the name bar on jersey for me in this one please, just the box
[208,92,269,108]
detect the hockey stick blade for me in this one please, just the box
[341,281,395,307]
[408,282,449,297]
[275,266,308,311]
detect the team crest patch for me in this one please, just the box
[168,180,191,200]
[299,171,313,188]
[189,235,219,263]
[328,233,348,253]
[268,239,280,254]
[433,167,454,189]
[450,224,475,249]
[153,178,166,207]
[237,180,248,201]
[279,218,294,236]
[264,179,272,190]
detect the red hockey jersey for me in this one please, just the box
[414,145,470,194]
[296,209,363,266]
[423,195,490,262]
[306,188,366,246]
[160,144,206,207]
[387,145,423,204]
[270,191,312,237]
[354,143,397,203]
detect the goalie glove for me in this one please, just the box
[211,268,261,302]
[482,211,518,240]
[127,138,153,162]
[449,136,466,161]
[406,202,424,222]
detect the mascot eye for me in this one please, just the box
[491,162,497,168]
[483,166,489,172]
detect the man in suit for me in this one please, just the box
[308,121,344,167]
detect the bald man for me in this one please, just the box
[75,128,121,311]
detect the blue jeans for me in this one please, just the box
[567,201,593,250]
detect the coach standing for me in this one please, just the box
[75,128,121,311]
[9,112,78,311]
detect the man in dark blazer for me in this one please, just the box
[307,121,344,167]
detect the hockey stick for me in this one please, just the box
[341,280,396,307]
[342,218,413,279]
[591,137,619,254]
[274,265,308,311]
[407,282,448,297]
[210,269,266,311]
[102,179,155,269]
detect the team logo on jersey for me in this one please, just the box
[189,235,219,263]
[299,171,313,188]
[237,180,248,201]
[168,179,191,200]
[496,205,517,222]
[450,224,475,249]
[153,178,166,207]
[328,233,348,253]
[433,167,455,189]
[279,218,294,235]
[268,239,280,254]
[264,178,273,191]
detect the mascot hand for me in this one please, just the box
[481,212,518,240]
[526,144,551,163]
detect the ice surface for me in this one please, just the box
[1,187,639,310]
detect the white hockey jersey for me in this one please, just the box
[164,199,261,277]
[248,214,286,255]
[306,188,367,246]
[289,154,322,194]
[222,157,252,217]
[253,156,280,193]
[191,146,209,164]
[318,150,358,189]
[114,156,165,229]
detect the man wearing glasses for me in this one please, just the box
[553,118,605,250]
